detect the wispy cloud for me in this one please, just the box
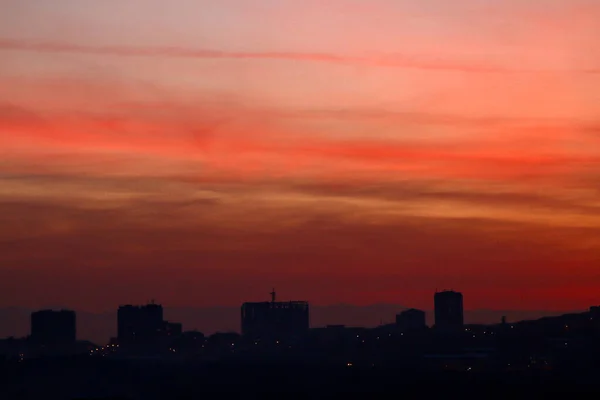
[1,38,598,74]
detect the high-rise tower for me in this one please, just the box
[434,290,464,330]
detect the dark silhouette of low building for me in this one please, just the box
[163,321,182,337]
[30,309,76,346]
[241,289,309,339]
[205,332,241,356]
[396,308,426,331]
[434,290,464,330]
[175,331,205,355]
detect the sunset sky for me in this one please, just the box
[1,0,599,313]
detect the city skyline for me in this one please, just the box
[8,289,598,341]
[1,0,600,311]
[0,290,596,345]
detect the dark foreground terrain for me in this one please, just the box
[1,358,600,399]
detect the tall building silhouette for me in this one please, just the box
[241,289,309,339]
[30,309,76,346]
[117,302,164,343]
[434,290,464,330]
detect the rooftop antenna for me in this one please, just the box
[270,288,276,303]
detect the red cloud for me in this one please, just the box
[2,104,598,183]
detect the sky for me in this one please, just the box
[1,0,599,314]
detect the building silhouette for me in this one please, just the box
[396,308,427,331]
[241,289,309,339]
[117,302,164,344]
[30,309,76,346]
[116,301,184,355]
[434,290,464,330]
[4,291,600,389]
[163,321,183,337]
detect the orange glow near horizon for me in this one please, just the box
[1,0,599,313]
